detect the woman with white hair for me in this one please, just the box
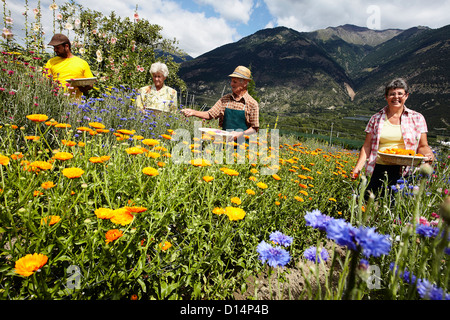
[135,61,178,113]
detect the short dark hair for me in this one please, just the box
[385,78,409,96]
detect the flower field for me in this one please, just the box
[1,1,450,301]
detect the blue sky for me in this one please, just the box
[5,0,450,57]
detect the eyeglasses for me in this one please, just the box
[388,92,407,98]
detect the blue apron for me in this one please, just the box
[222,103,248,131]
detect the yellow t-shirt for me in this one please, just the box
[44,56,94,99]
[377,115,405,164]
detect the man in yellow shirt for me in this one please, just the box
[44,33,94,99]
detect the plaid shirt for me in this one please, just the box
[208,92,259,130]
[364,105,428,175]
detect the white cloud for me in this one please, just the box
[263,0,450,31]
[195,0,255,24]
[6,0,241,57]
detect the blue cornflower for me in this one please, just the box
[303,246,329,263]
[354,226,391,258]
[269,231,293,247]
[416,279,446,300]
[257,241,291,268]
[416,224,439,238]
[325,218,357,251]
[304,209,333,231]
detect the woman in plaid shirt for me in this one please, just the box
[351,78,434,196]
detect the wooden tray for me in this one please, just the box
[378,151,426,166]
[198,127,234,137]
[66,77,97,86]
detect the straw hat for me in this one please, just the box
[228,66,252,80]
[48,33,70,46]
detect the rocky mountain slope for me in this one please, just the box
[178,24,450,139]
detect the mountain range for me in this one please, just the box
[178,24,450,141]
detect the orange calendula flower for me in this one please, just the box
[29,161,53,170]
[25,135,40,141]
[53,151,73,161]
[95,208,115,219]
[142,167,159,176]
[203,176,214,182]
[76,126,93,132]
[225,207,246,221]
[33,190,43,197]
[246,189,256,195]
[0,155,10,166]
[294,196,304,202]
[105,229,123,244]
[275,201,281,206]
[256,182,268,189]
[41,181,55,189]
[142,139,160,146]
[62,167,85,179]
[272,174,281,180]
[157,161,165,167]
[110,208,134,226]
[89,122,105,129]
[117,129,136,135]
[212,207,225,215]
[40,215,61,225]
[159,241,172,251]
[14,253,48,277]
[61,139,77,147]
[161,134,172,140]
[26,114,48,122]
[231,197,241,205]
[125,206,148,214]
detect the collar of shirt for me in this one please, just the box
[230,91,250,104]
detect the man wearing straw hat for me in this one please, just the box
[180,65,259,141]
[44,33,94,99]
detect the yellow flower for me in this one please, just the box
[329,198,337,202]
[53,151,73,161]
[231,197,241,205]
[191,158,211,167]
[14,253,48,277]
[76,126,93,132]
[221,168,239,176]
[299,190,308,196]
[142,167,159,176]
[203,176,214,182]
[125,206,148,214]
[275,201,281,206]
[25,135,40,141]
[146,152,161,159]
[62,167,85,179]
[294,196,304,202]
[125,146,144,155]
[256,182,268,189]
[94,208,115,219]
[40,215,61,226]
[272,174,281,180]
[225,207,246,221]
[55,123,71,128]
[0,155,10,166]
[41,181,55,189]
[159,241,172,251]
[26,114,48,122]
[212,207,225,215]
[246,189,256,195]
[105,229,123,244]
